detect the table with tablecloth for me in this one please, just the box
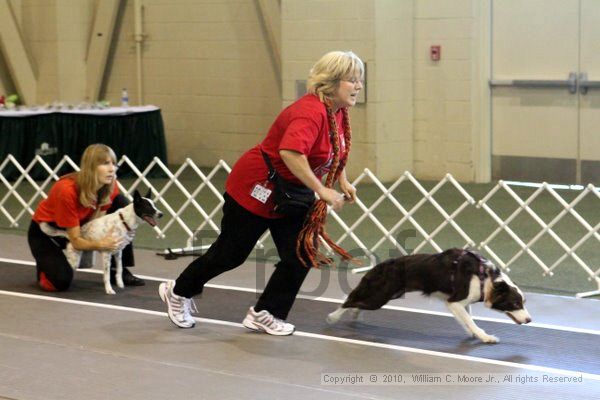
[0,105,167,179]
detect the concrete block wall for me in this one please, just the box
[20,0,60,103]
[1,0,281,167]
[0,0,92,103]
[17,0,92,104]
[103,0,282,166]
[282,0,413,181]
[0,0,21,97]
[0,0,56,102]
[0,54,14,96]
[282,0,373,180]
[370,0,413,180]
[413,0,476,181]
[54,0,91,103]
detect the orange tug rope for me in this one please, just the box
[296,105,356,268]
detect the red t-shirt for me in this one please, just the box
[33,176,120,228]
[226,94,347,218]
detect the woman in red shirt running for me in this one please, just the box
[159,51,364,335]
[28,143,145,291]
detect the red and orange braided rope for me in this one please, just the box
[296,105,356,268]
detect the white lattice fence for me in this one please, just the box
[477,180,600,298]
[1,154,599,298]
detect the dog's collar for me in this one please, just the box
[452,249,488,302]
[118,212,132,232]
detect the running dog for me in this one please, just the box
[40,190,162,294]
[327,248,532,343]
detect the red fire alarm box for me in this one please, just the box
[430,45,441,61]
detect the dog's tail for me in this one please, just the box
[39,222,69,238]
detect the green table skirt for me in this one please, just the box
[0,110,167,180]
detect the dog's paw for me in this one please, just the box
[478,334,499,344]
[105,287,116,295]
[116,279,125,289]
[326,308,346,324]
[350,309,363,321]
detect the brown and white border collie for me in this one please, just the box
[327,248,532,344]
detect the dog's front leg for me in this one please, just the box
[113,251,124,289]
[350,308,363,321]
[102,253,116,295]
[64,243,82,270]
[446,302,499,344]
[326,307,349,324]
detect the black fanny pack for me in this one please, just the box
[261,149,315,216]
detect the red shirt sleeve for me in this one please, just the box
[278,118,321,155]
[52,182,81,228]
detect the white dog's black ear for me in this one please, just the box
[133,189,142,202]
[145,188,152,199]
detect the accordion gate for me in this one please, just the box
[1,154,599,298]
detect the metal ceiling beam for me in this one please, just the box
[0,0,37,104]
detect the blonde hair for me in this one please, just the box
[306,51,364,104]
[74,144,117,209]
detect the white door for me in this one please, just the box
[579,0,600,182]
[491,0,600,184]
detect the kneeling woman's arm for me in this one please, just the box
[66,225,123,252]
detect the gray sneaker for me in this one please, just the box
[158,281,197,328]
[242,306,295,336]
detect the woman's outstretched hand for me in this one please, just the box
[317,187,346,211]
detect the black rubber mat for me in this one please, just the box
[2,261,599,375]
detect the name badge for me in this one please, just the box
[250,183,272,204]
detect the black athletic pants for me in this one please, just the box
[27,194,134,291]
[174,192,311,320]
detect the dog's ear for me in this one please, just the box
[491,281,510,302]
[493,281,509,292]
[133,189,142,202]
[145,188,152,199]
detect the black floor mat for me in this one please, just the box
[2,261,599,375]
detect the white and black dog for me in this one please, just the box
[41,190,162,294]
[327,248,532,343]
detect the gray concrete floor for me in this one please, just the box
[1,232,599,399]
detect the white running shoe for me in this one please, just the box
[158,281,197,328]
[242,306,295,336]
